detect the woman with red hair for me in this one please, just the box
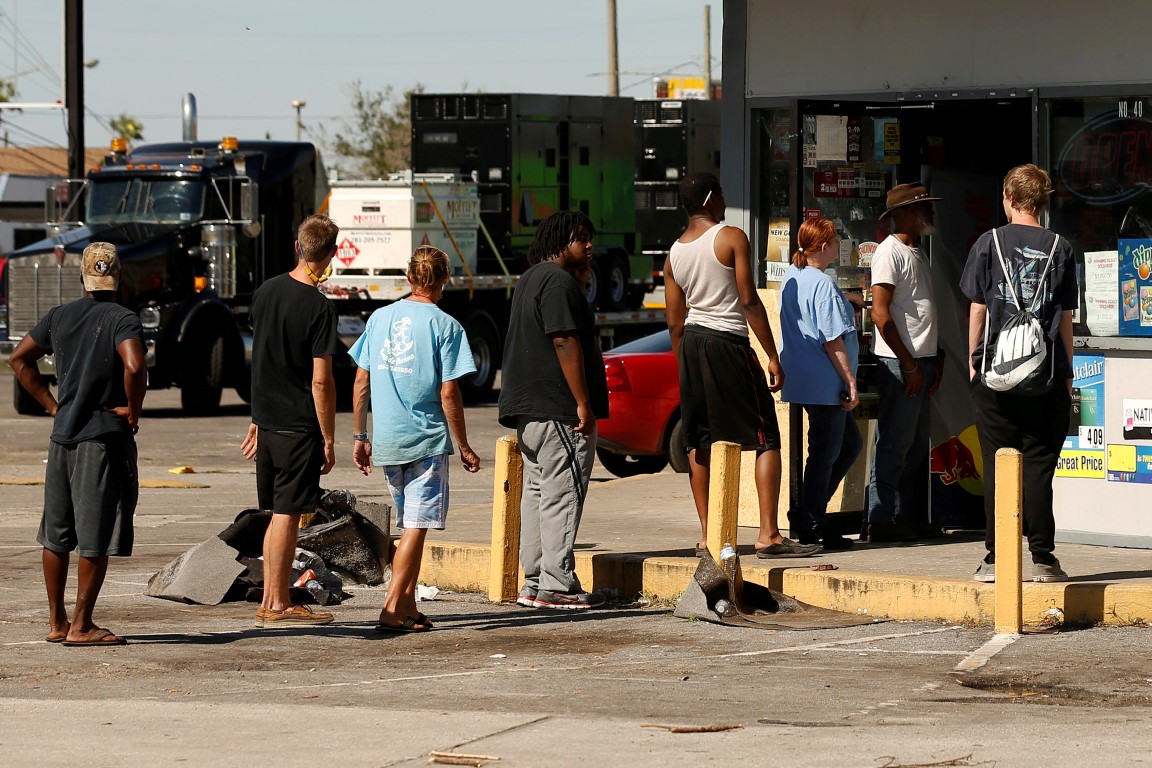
[778,217,862,551]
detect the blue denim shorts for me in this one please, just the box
[385,454,449,530]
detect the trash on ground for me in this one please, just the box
[641,723,744,734]
[146,489,391,606]
[416,584,440,602]
[144,535,245,605]
[489,653,507,659]
[674,548,881,630]
[168,466,196,474]
[429,751,500,767]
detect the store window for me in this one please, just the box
[754,106,793,287]
[1047,95,1152,340]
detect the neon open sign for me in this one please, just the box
[1056,108,1152,205]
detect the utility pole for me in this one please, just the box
[607,0,619,97]
[704,4,712,99]
[65,0,84,177]
[292,99,306,142]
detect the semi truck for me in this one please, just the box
[5,137,324,415]
[322,93,673,401]
[0,173,63,339]
[411,93,653,312]
[633,99,721,283]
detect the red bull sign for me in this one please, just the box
[929,431,984,496]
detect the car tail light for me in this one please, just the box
[604,358,631,392]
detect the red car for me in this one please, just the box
[596,330,690,477]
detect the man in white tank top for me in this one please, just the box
[665,173,819,559]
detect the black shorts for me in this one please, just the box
[678,325,781,452]
[256,428,324,515]
[39,436,138,557]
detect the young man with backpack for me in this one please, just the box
[960,164,1078,583]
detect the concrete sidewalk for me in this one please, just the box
[422,471,1152,627]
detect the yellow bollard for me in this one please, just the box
[706,440,742,561]
[488,435,523,603]
[994,447,1024,635]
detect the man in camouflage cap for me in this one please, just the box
[8,242,146,646]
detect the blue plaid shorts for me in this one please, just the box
[385,454,449,530]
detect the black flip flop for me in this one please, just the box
[374,616,431,634]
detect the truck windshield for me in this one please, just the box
[87,178,205,225]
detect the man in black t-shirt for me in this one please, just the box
[961,164,1078,584]
[9,242,146,646]
[498,212,609,610]
[241,214,341,627]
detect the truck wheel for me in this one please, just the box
[667,415,690,474]
[583,259,604,308]
[601,255,628,311]
[181,329,225,415]
[461,310,500,402]
[13,378,47,416]
[596,447,667,478]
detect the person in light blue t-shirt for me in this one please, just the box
[779,217,863,552]
[349,246,480,633]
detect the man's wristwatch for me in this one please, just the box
[353,432,369,442]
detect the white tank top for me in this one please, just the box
[668,222,748,337]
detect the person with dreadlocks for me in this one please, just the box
[665,172,820,559]
[498,211,609,610]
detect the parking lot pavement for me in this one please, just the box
[1,377,1150,766]
[2,583,1151,767]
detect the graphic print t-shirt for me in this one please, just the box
[348,300,476,465]
[960,224,1078,381]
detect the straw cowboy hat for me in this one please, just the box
[880,183,942,219]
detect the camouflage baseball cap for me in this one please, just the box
[82,242,120,292]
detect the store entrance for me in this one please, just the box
[793,96,1033,529]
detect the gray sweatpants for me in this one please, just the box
[516,418,596,594]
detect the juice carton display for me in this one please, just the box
[1118,240,1152,335]
[1123,279,1139,322]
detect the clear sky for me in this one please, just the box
[0,0,721,162]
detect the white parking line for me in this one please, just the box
[954,632,1019,673]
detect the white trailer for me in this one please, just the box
[324,174,665,399]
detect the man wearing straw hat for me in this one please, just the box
[866,183,947,543]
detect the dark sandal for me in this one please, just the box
[374,616,431,634]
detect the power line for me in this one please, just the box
[0,9,61,78]
[2,120,66,150]
[0,9,62,88]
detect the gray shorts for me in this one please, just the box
[39,437,138,557]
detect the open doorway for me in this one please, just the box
[786,96,1034,529]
